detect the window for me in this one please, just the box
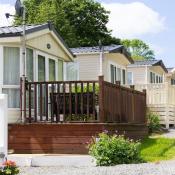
[3,47,20,108]
[66,61,79,81]
[150,72,155,83]
[110,64,115,83]
[38,55,45,81]
[58,60,63,81]
[150,71,163,84]
[116,68,121,82]
[122,69,126,85]
[26,48,34,82]
[3,47,20,85]
[127,72,133,85]
[49,59,56,81]
[110,64,125,84]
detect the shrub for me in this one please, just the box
[0,160,19,175]
[89,132,143,166]
[147,112,161,133]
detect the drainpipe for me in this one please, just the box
[99,40,103,76]
[21,5,26,123]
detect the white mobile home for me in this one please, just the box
[0,22,74,123]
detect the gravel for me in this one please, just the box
[19,160,175,175]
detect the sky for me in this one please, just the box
[0,0,175,67]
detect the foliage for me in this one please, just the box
[89,132,143,166]
[139,137,175,162]
[71,84,99,93]
[14,0,121,47]
[121,39,155,60]
[147,112,161,133]
[0,160,20,175]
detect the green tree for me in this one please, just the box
[15,0,120,47]
[121,39,155,60]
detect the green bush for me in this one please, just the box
[147,112,161,133]
[89,132,143,166]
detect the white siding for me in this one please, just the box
[127,67,146,84]
[76,54,100,80]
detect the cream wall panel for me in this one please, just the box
[127,67,146,84]
[76,54,100,80]
[26,33,70,61]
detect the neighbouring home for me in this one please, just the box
[127,60,175,129]
[68,45,133,85]
[166,67,175,85]
[0,22,74,123]
[127,60,167,85]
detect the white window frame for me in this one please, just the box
[36,50,63,82]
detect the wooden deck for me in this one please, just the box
[10,76,148,154]
[8,123,148,154]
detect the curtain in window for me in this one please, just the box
[66,62,78,81]
[2,89,20,108]
[58,60,63,81]
[122,69,126,85]
[49,59,56,81]
[26,48,34,82]
[3,47,20,85]
[38,55,45,81]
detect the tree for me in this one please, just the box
[121,39,155,60]
[15,0,121,47]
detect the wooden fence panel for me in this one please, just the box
[99,76,146,124]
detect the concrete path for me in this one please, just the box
[161,128,175,138]
[18,160,175,175]
[8,154,175,175]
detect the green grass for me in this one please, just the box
[139,137,175,162]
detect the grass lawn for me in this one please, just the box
[139,137,175,162]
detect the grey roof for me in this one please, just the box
[167,67,174,72]
[71,45,133,63]
[128,60,168,73]
[0,23,49,37]
[0,22,74,58]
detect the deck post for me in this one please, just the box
[99,76,105,123]
[143,89,147,124]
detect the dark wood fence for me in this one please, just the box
[99,76,146,123]
[22,76,146,124]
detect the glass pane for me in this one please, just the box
[127,72,133,85]
[116,68,121,81]
[38,55,45,81]
[122,69,126,85]
[49,59,55,81]
[110,64,114,83]
[66,62,78,81]
[58,60,63,81]
[2,89,20,108]
[26,48,34,81]
[3,47,20,85]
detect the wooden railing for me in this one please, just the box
[22,76,147,124]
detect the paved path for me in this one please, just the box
[19,160,175,175]
[161,128,175,138]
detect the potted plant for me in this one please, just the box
[0,160,19,175]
